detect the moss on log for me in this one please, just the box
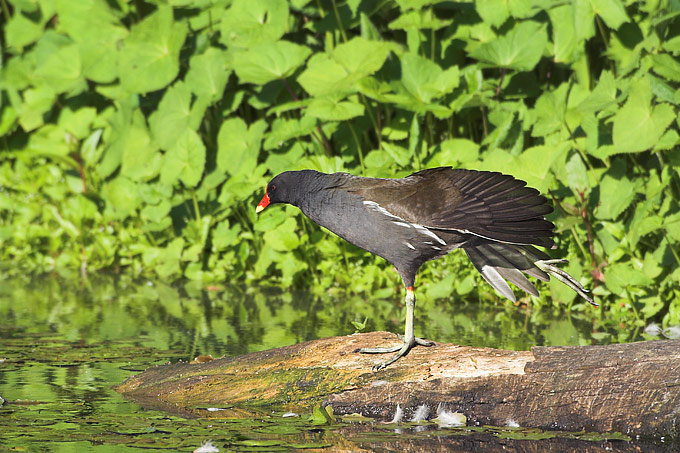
[114,332,680,438]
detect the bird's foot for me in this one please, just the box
[357,335,434,371]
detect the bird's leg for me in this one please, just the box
[357,287,434,370]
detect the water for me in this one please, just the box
[1,275,672,451]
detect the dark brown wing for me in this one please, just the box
[340,167,555,248]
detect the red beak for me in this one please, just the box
[256,191,270,213]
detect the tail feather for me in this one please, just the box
[475,243,540,296]
[487,243,549,282]
[464,243,596,305]
[465,247,516,302]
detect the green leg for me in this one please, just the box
[358,287,434,370]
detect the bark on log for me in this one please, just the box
[114,332,680,438]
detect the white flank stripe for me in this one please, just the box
[363,201,447,247]
[362,200,401,219]
[432,246,441,250]
[453,228,525,245]
[414,223,446,245]
[404,242,415,250]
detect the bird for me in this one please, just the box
[255,167,595,370]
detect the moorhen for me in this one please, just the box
[256,167,595,370]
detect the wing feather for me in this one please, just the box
[339,167,555,248]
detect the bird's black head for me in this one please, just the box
[256,170,319,213]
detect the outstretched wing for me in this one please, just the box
[340,167,555,248]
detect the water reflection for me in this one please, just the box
[0,274,652,451]
[1,274,630,360]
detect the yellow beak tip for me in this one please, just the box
[255,205,265,214]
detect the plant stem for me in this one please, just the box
[191,190,201,221]
[281,77,299,102]
[0,0,11,21]
[348,121,365,174]
[481,106,488,138]
[595,16,610,50]
[281,77,333,156]
[359,93,381,149]
[495,68,507,97]
[330,0,347,42]
[570,226,590,263]
[430,28,435,60]
[663,232,680,267]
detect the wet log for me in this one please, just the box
[114,332,680,438]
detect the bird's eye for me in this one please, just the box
[270,184,276,191]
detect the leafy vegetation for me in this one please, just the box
[2,0,680,329]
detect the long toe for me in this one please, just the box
[415,337,435,347]
[357,344,403,354]
[372,343,412,371]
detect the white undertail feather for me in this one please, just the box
[466,244,596,305]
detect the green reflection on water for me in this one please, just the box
[0,275,657,451]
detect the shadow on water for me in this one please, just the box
[1,274,674,451]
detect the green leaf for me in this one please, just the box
[118,6,187,94]
[649,54,680,83]
[18,85,56,131]
[149,82,192,150]
[217,118,267,177]
[595,159,637,220]
[573,0,596,41]
[120,124,161,182]
[264,115,317,150]
[25,124,71,159]
[232,40,311,85]
[185,47,231,101]
[382,142,411,166]
[141,200,171,224]
[574,70,617,114]
[612,77,676,154]
[32,36,83,93]
[55,0,128,83]
[426,138,480,167]
[99,99,140,178]
[212,220,241,250]
[57,106,96,140]
[360,12,381,40]
[219,0,289,48]
[480,144,567,193]
[604,261,653,294]
[470,21,548,71]
[549,4,579,63]
[102,177,140,219]
[531,83,568,137]
[388,8,451,30]
[565,152,589,191]
[161,129,206,187]
[590,0,629,30]
[263,218,299,251]
[306,97,364,121]
[475,0,509,28]
[298,37,392,97]
[400,54,460,104]
[5,10,44,50]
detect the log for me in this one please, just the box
[114,332,680,438]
